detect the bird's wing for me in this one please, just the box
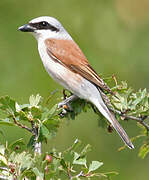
[45,38,134,149]
[45,38,112,93]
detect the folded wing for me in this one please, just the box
[45,38,112,93]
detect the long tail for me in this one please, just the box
[93,93,134,149]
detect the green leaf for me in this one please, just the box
[137,123,147,136]
[43,118,60,135]
[0,96,16,114]
[138,143,149,159]
[0,129,5,138]
[63,151,74,165]
[39,124,51,141]
[80,144,92,157]
[66,139,81,152]
[32,167,44,178]
[0,154,8,165]
[0,120,15,126]
[47,104,58,117]
[89,161,103,172]
[60,159,67,169]
[27,135,35,149]
[15,102,21,112]
[31,106,42,119]
[102,171,119,179]
[18,111,29,121]
[0,145,5,155]
[19,169,36,179]
[9,151,33,170]
[9,138,25,151]
[73,152,87,167]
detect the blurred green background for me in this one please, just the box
[1,0,149,179]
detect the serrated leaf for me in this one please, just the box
[89,161,103,172]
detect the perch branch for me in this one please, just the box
[12,114,41,154]
[109,108,149,131]
[58,94,149,131]
[31,121,41,155]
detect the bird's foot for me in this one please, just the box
[58,95,78,109]
[58,95,78,117]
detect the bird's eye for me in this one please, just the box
[40,21,48,27]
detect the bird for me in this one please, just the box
[18,16,134,149]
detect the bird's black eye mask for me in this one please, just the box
[29,21,59,32]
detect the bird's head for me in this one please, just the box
[18,16,71,41]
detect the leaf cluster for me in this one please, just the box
[0,77,149,179]
[0,139,117,179]
[0,95,61,148]
[57,81,149,159]
[0,94,117,179]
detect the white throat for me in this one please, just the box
[31,28,72,42]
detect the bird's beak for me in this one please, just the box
[18,24,35,32]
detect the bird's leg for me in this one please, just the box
[58,94,78,118]
[58,94,78,110]
[62,89,67,99]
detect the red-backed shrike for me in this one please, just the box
[18,16,134,149]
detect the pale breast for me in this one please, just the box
[37,39,101,102]
[38,40,83,91]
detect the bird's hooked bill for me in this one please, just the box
[18,24,35,32]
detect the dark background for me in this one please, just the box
[0,0,149,179]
